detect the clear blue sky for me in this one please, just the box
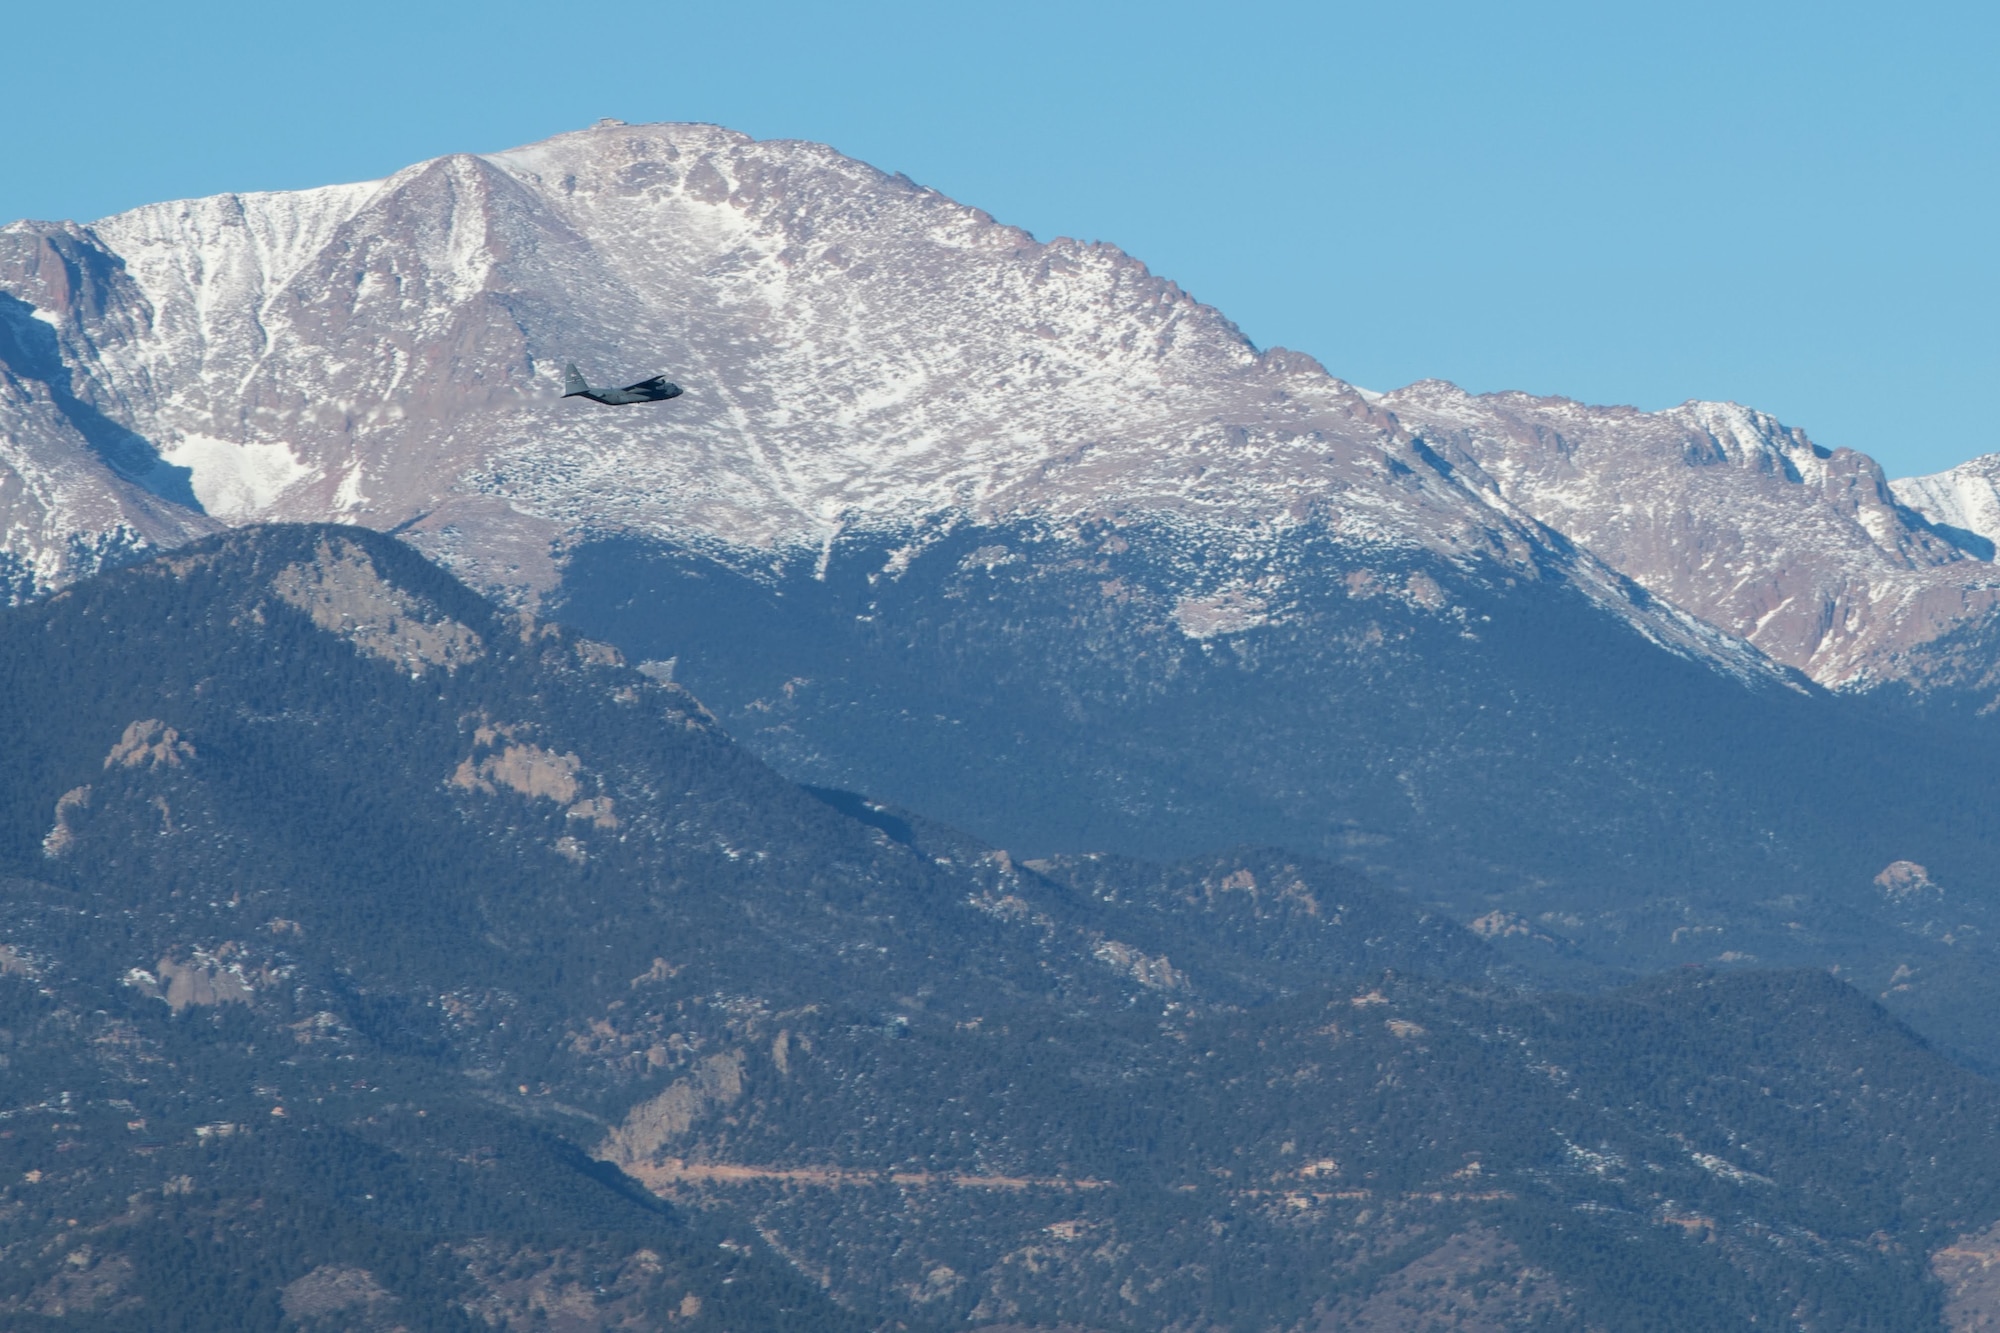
[7,0,1995,475]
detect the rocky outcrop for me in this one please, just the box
[451,740,582,804]
[272,535,483,674]
[1875,860,1941,899]
[279,1265,399,1327]
[1384,383,2000,687]
[1935,1221,2000,1331]
[598,1050,747,1170]
[0,225,219,604]
[448,724,622,846]
[124,947,262,1012]
[104,719,194,770]
[41,784,90,856]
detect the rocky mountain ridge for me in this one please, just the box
[1387,382,2000,688]
[0,225,220,600]
[1897,453,2000,556]
[5,120,1990,697]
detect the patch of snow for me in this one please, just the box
[333,465,367,511]
[160,435,311,520]
[1893,456,2000,555]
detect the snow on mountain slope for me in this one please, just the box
[0,223,220,599]
[82,124,1492,560]
[1893,455,2000,557]
[1384,382,2000,687]
[8,121,1999,693]
[0,121,1784,682]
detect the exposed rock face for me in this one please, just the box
[103,719,193,770]
[1386,383,2000,686]
[279,1265,398,1325]
[599,1050,747,1169]
[1935,1221,2000,1331]
[0,122,1792,691]
[151,953,256,1011]
[451,739,583,804]
[41,784,89,857]
[124,947,260,1012]
[9,122,2000,696]
[0,225,219,603]
[272,534,483,673]
[1875,860,1941,899]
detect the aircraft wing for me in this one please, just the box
[622,375,673,393]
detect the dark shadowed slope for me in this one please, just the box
[556,519,2000,1072]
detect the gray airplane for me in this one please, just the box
[562,363,684,405]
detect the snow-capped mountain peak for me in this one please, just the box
[1380,380,1999,685]
[4,121,1999,696]
[1892,454,2000,557]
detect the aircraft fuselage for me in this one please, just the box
[562,364,683,406]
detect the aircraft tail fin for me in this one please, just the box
[562,363,590,397]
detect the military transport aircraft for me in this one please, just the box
[562,363,684,405]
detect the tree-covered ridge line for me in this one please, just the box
[0,524,1993,1330]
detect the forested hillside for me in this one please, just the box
[0,526,1994,1329]
[555,520,2000,1072]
